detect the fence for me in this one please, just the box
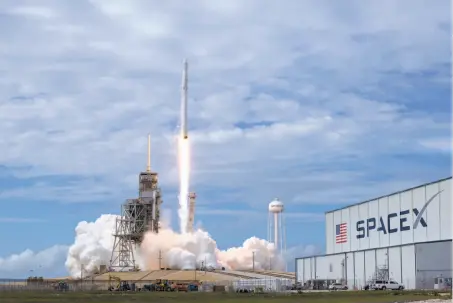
[0,277,295,293]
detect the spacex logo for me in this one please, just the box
[356,190,443,239]
[412,190,442,229]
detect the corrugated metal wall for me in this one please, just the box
[325,178,452,254]
[296,240,452,290]
[415,241,452,289]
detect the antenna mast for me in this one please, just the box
[146,134,151,172]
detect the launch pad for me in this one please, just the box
[109,135,163,271]
[108,134,197,271]
[109,59,197,272]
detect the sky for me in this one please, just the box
[0,0,451,278]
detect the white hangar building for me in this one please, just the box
[295,177,452,290]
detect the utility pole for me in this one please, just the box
[80,264,84,291]
[385,251,389,280]
[158,250,162,269]
[252,251,255,272]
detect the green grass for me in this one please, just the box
[0,290,449,303]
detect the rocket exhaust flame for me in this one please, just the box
[63,58,286,276]
[178,59,190,233]
[178,137,190,234]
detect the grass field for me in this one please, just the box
[0,290,450,303]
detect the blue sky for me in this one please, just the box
[0,0,451,278]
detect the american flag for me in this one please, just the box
[336,223,347,244]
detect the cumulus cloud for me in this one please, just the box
[0,0,449,276]
[0,0,449,208]
[0,245,68,279]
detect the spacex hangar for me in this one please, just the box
[295,177,452,289]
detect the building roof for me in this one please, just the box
[45,270,295,283]
[325,176,452,214]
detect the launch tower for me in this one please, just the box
[109,134,163,271]
[186,192,196,233]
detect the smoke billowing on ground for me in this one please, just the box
[65,213,285,277]
[65,133,285,277]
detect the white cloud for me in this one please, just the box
[419,138,452,153]
[7,5,56,19]
[0,2,449,278]
[0,240,318,277]
[0,245,69,279]
[0,0,449,210]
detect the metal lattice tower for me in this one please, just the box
[110,215,136,271]
[186,192,196,233]
[373,265,389,281]
[109,135,163,271]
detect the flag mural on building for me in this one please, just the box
[336,223,347,244]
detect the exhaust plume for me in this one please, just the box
[178,137,190,234]
[64,60,286,277]
[65,215,284,277]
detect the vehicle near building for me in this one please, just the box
[328,283,348,290]
[370,280,404,290]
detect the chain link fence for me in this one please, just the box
[0,277,295,293]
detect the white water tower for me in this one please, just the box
[268,198,286,256]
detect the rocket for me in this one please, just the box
[180,59,188,139]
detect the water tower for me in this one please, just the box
[268,198,286,255]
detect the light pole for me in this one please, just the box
[252,251,256,272]
[385,251,389,280]
[158,250,162,269]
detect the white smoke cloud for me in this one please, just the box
[141,228,221,270]
[0,245,68,279]
[65,214,145,277]
[217,237,285,271]
[0,214,314,278]
[64,214,285,277]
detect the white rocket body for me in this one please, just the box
[181,59,188,139]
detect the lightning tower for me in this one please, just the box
[109,134,163,271]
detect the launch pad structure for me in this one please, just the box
[109,60,196,272]
[108,134,198,271]
[109,135,163,271]
[186,192,196,233]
